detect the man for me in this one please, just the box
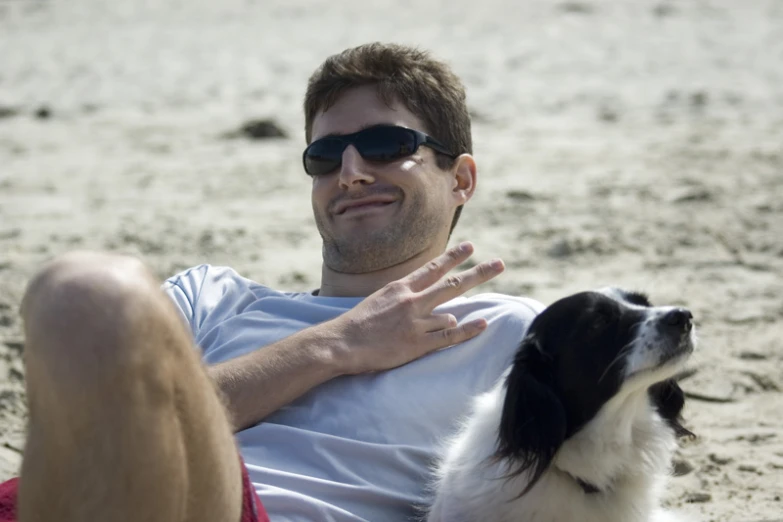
[6,43,541,521]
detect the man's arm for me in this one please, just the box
[209,242,504,432]
[208,321,344,432]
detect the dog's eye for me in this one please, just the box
[588,309,613,332]
[590,315,609,331]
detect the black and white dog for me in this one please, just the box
[427,288,695,522]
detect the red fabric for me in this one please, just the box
[0,460,268,522]
[0,477,18,522]
[240,457,270,522]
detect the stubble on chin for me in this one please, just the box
[321,226,407,274]
[318,211,442,274]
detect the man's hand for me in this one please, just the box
[330,242,504,375]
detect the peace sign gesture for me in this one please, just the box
[331,242,505,375]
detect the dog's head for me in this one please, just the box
[496,288,695,491]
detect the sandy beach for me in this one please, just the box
[1,0,782,519]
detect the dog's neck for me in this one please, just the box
[552,390,677,493]
[572,474,602,494]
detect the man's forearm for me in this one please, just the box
[207,321,348,432]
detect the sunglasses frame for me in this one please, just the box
[302,124,457,177]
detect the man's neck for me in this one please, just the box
[317,245,445,297]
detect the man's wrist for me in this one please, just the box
[317,316,361,377]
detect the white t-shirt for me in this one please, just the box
[164,265,542,522]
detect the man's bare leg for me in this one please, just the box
[17,252,243,522]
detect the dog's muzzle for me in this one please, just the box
[654,307,695,363]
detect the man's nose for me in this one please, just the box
[338,145,375,188]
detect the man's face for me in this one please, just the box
[309,85,457,274]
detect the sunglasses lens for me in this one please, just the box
[356,126,417,161]
[303,126,421,176]
[304,138,344,176]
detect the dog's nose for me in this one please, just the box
[662,308,693,332]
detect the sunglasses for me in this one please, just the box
[302,124,456,177]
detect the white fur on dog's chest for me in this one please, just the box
[428,383,677,522]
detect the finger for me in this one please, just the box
[421,313,458,333]
[404,242,475,292]
[424,318,488,351]
[422,258,505,307]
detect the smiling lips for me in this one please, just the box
[334,196,398,215]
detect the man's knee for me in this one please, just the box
[22,251,170,385]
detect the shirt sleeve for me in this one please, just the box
[161,264,211,337]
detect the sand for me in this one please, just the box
[1,0,782,520]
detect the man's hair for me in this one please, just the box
[304,42,473,234]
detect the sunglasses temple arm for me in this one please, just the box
[428,140,456,157]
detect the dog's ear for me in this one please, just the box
[496,334,567,494]
[649,378,694,439]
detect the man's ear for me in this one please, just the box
[450,154,477,205]
[496,334,566,495]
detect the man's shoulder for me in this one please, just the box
[165,264,237,286]
[163,264,316,334]
[435,293,544,345]
[446,292,545,319]
[164,264,275,295]
[162,264,292,315]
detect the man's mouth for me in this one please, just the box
[334,197,398,216]
[342,201,394,215]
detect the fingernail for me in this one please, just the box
[490,259,504,270]
[458,241,472,253]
